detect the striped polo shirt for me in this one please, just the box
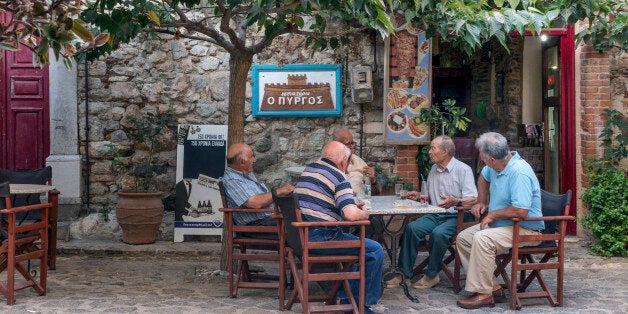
[295,158,356,222]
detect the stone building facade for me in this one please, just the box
[60,23,625,241]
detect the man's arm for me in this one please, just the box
[243,184,294,209]
[480,206,529,229]
[342,204,370,221]
[470,175,490,218]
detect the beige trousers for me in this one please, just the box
[456,224,541,295]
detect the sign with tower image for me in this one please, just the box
[252,64,342,117]
[174,124,228,242]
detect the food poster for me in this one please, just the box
[384,17,431,144]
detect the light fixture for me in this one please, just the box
[540,34,548,42]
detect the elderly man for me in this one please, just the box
[333,128,378,195]
[386,135,477,289]
[220,143,294,228]
[295,141,384,313]
[456,132,544,309]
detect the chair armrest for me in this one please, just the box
[219,207,274,214]
[292,220,371,228]
[521,216,574,222]
[0,202,51,214]
[454,205,472,211]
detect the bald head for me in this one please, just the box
[323,141,351,168]
[334,129,353,143]
[226,143,255,173]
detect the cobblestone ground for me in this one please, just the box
[0,241,626,313]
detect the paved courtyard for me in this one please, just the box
[0,239,625,313]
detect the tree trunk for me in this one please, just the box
[220,52,253,271]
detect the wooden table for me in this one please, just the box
[9,184,60,270]
[368,195,446,302]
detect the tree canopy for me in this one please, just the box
[0,0,109,66]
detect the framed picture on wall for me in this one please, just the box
[383,15,432,145]
[251,64,342,117]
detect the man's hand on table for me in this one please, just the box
[437,194,459,208]
[406,191,420,201]
[276,183,295,196]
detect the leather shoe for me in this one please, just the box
[457,293,495,309]
[493,286,507,303]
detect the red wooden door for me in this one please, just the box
[0,13,50,170]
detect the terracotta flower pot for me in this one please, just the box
[116,191,164,244]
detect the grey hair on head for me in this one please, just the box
[475,132,509,160]
[436,135,456,156]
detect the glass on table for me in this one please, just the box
[395,183,403,197]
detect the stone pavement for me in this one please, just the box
[0,238,626,313]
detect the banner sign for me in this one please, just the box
[252,64,342,117]
[384,16,432,144]
[174,124,228,242]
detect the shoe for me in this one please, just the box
[493,286,507,303]
[413,274,440,289]
[457,293,495,309]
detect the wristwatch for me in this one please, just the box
[457,199,463,207]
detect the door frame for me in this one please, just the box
[524,26,576,234]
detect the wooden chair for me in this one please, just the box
[0,181,50,305]
[494,189,573,310]
[0,166,52,222]
[273,191,370,314]
[217,182,285,309]
[411,206,479,292]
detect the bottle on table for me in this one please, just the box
[363,174,371,199]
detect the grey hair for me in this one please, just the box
[475,132,509,160]
[436,135,456,156]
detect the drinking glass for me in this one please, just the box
[394,183,403,197]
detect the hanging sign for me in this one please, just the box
[174,124,228,242]
[384,16,432,144]
[252,64,342,117]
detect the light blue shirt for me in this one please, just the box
[481,151,544,231]
[220,167,271,225]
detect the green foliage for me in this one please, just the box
[0,1,108,66]
[581,168,627,257]
[375,165,400,190]
[99,207,109,222]
[415,145,432,184]
[581,109,628,257]
[105,106,177,192]
[418,99,470,137]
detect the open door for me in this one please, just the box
[542,38,561,194]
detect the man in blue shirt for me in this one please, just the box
[221,143,294,227]
[456,132,543,309]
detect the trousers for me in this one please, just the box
[398,212,474,279]
[456,224,541,294]
[309,227,384,306]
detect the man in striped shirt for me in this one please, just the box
[221,143,294,228]
[295,141,384,313]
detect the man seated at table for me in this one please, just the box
[220,143,294,232]
[334,128,379,195]
[456,132,543,309]
[295,141,384,313]
[386,135,478,289]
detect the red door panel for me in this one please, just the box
[0,26,49,170]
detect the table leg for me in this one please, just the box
[48,189,59,270]
[374,214,419,303]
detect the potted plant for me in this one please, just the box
[106,105,177,244]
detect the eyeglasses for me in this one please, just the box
[342,141,356,147]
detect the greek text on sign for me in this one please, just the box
[261,74,334,111]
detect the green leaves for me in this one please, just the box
[582,109,628,257]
